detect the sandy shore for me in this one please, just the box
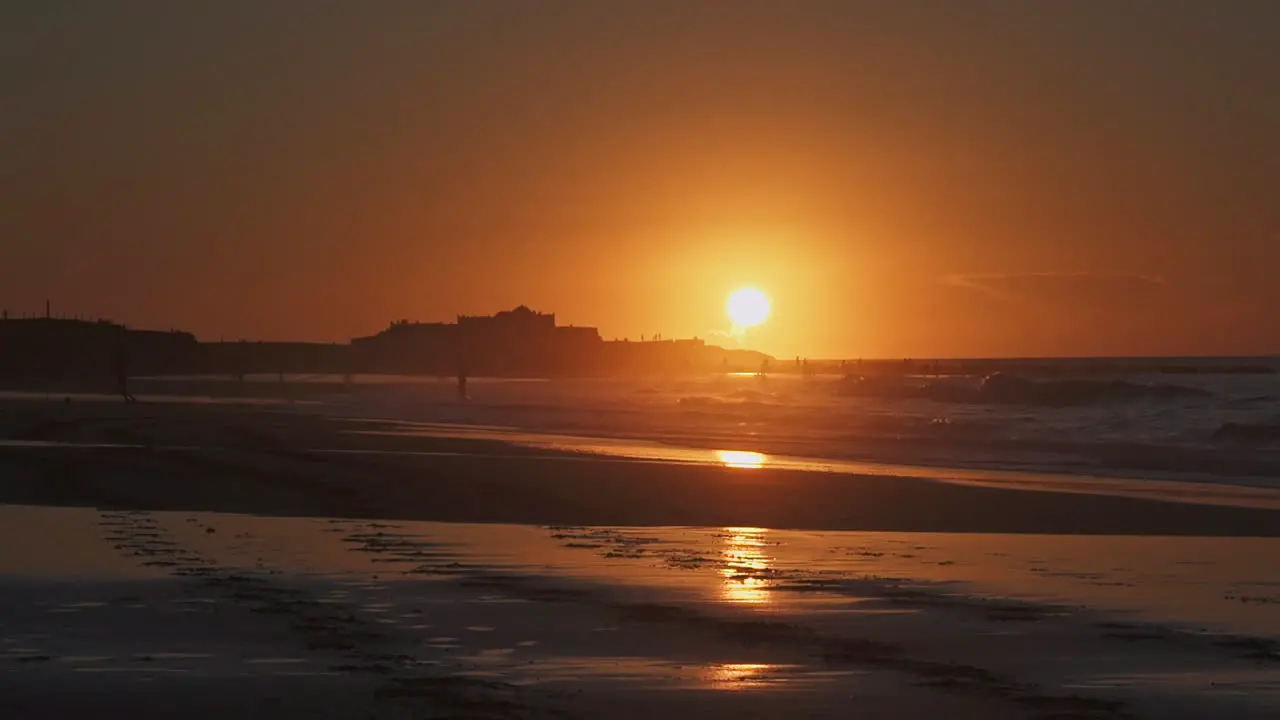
[3,397,1280,718]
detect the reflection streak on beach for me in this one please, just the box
[720,527,773,605]
[704,663,776,690]
[715,450,767,469]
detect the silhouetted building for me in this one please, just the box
[353,306,608,376]
[349,306,770,377]
[457,305,555,334]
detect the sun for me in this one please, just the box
[727,288,771,328]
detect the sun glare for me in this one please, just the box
[727,288,771,329]
[715,450,767,469]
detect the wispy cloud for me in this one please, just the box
[943,272,1166,304]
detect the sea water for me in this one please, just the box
[313,359,1280,487]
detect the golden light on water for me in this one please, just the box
[705,663,775,690]
[715,450,767,469]
[720,527,773,605]
[726,288,771,329]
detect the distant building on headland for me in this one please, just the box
[0,306,772,382]
[352,305,766,377]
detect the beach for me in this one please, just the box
[3,395,1280,718]
[10,0,1280,715]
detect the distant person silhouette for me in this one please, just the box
[114,349,136,403]
[457,365,469,400]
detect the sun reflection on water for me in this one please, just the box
[705,662,775,689]
[720,527,774,605]
[715,450,767,469]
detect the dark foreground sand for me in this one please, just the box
[2,398,1280,719]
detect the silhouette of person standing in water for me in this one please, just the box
[457,363,469,400]
[113,346,136,403]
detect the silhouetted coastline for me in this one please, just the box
[0,306,772,386]
[2,307,1273,394]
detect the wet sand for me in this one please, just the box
[1,399,1279,535]
[3,398,1280,718]
[3,506,1280,718]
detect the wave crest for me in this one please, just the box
[839,373,1208,406]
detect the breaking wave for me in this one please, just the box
[326,366,1280,486]
[840,373,1209,407]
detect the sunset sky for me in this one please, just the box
[4,1,1278,358]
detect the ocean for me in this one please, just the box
[319,358,1280,488]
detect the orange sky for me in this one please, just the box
[3,2,1278,358]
